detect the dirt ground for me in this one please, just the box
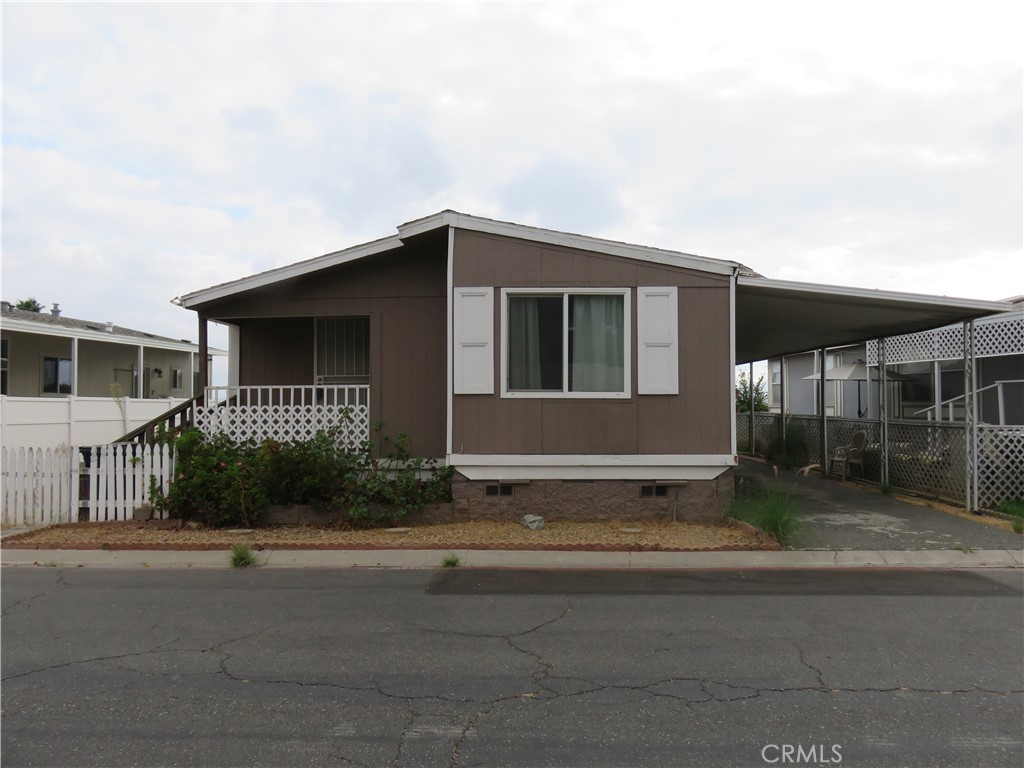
[1,518,768,551]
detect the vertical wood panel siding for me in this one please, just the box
[452,229,732,456]
[198,240,447,457]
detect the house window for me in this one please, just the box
[1,339,7,395]
[316,317,370,385]
[171,368,183,390]
[502,289,629,398]
[770,359,781,408]
[42,356,72,395]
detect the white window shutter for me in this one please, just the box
[637,286,679,395]
[453,287,494,394]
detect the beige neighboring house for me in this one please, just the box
[0,302,218,449]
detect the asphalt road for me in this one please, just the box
[2,567,1022,768]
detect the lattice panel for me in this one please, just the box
[194,404,370,450]
[866,314,1022,364]
[885,420,967,501]
[976,314,1024,358]
[976,426,1024,510]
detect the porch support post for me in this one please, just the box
[963,320,977,513]
[71,337,79,396]
[748,361,755,455]
[137,345,144,399]
[197,315,209,406]
[932,361,942,422]
[879,338,888,487]
[818,347,827,476]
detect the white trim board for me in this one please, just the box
[400,211,737,276]
[451,457,735,482]
[451,454,738,466]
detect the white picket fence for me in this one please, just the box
[1,446,79,528]
[1,443,175,527]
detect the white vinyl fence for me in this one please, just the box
[2,443,175,527]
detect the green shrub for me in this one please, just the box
[153,429,268,528]
[764,420,809,470]
[151,424,453,529]
[341,427,453,527]
[731,479,801,545]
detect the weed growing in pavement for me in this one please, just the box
[731,479,801,546]
[230,543,260,568]
[441,552,460,568]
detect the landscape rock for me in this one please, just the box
[132,504,154,522]
[521,514,544,531]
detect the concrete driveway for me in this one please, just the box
[736,458,1024,551]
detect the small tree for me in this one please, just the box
[15,298,44,312]
[736,372,770,413]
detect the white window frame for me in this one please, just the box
[500,287,631,400]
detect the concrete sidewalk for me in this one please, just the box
[2,547,1021,570]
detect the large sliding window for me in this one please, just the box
[42,356,72,395]
[503,289,629,398]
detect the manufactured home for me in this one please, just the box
[177,211,1011,519]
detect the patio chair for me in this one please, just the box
[828,430,867,481]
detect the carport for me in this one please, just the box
[734,276,1014,512]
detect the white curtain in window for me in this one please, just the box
[508,297,543,390]
[571,295,624,392]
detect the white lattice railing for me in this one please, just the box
[195,386,370,450]
[867,312,1024,365]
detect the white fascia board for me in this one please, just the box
[738,276,1013,312]
[178,235,404,308]
[0,319,207,353]
[451,454,738,467]
[400,211,737,276]
[452,459,734,482]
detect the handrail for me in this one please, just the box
[115,396,198,445]
[913,379,1024,425]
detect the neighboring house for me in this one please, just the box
[177,211,1011,520]
[768,299,1024,425]
[0,302,216,449]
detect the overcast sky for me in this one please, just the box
[2,1,1021,359]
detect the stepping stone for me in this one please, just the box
[385,527,412,533]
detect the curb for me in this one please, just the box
[2,548,1021,571]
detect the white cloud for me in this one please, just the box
[1,0,1020,353]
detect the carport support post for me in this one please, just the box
[749,362,755,454]
[779,356,786,453]
[963,320,977,513]
[879,338,888,488]
[818,347,827,477]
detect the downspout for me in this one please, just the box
[446,225,455,461]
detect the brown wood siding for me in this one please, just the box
[452,229,732,456]
[199,239,447,458]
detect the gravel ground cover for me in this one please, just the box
[0,519,769,551]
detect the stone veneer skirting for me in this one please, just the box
[448,469,734,524]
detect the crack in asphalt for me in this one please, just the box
[0,569,72,617]
[390,698,416,768]
[796,644,828,688]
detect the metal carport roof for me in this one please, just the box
[735,277,1013,364]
